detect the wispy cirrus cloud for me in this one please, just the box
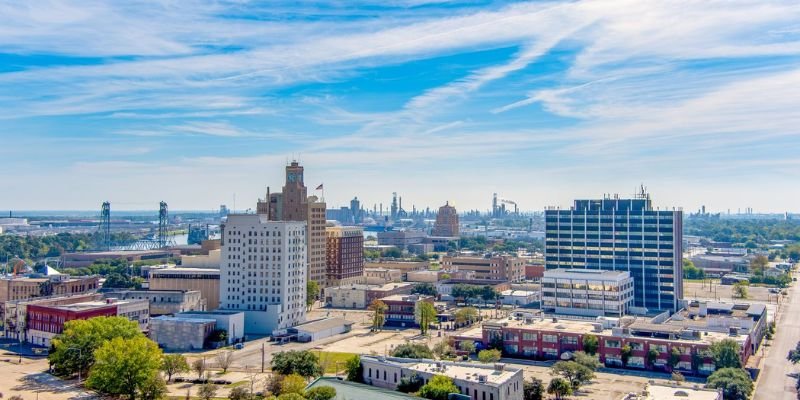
[2,0,800,211]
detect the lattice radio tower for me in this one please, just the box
[100,201,111,250]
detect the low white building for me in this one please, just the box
[498,290,539,306]
[624,383,722,400]
[290,317,354,342]
[541,269,635,317]
[361,356,524,400]
[176,310,245,344]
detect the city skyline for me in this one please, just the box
[2,1,800,212]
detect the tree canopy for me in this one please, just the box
[411,283,437,296]
[415,301,437,335]
[86,336,164,399]
[49,316,142,377]
[551,360,595,391]
[478,349,502,363]
[271,350,322,377]
[705,368,753,400]
[392,343,434,359]
[710,339,742,369]
[418,375,459,400]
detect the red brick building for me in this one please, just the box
[457,302,765,376]
[325,226,365,287]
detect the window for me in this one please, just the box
[605,340,621,348]
[561,336,578,345]
[629,342,643,351]
[543,334,558,343]
[523,332,537,341]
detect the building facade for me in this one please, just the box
[377,230,426,249]
[380,294,434,327]
[100,289,205,316]
[432,202,459,237]
[148,268,220,310]
[361,356,524,400]
[541,269,635,317]
[442,256,525,282]
[26,298,149,347]
[220,215,307,334]
[325,226,365,287]
[259,161,326,289]
[545,193,683,312]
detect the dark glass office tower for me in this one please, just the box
[544,192,683,312]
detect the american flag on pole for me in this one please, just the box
[315,184,323,190]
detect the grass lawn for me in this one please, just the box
[312,351,357,374]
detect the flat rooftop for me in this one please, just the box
[645,384,721,400]
[178,310,243,316]
[363,356,520,386]
[380,294,432,302]
[152,316,217,324]
[293,317,353,333]
[485,317,739,346]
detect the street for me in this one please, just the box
[754,271,799,399]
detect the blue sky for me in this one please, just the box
[2,0,800,213]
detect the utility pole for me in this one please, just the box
[261,342,265,373]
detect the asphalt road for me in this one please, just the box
[754,271,799,400]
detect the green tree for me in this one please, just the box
[750,255,769,276]
[271,351,322,377]
[368,300,388,332]
[392,343,434,359]
[412,283,437,296]
[523,377,544,400]
[345,355,363,382]
[454,307,479,325]
[307,280,319,311]
[161,354,190,382]
[86,336,163,400]
[478,349,502,363]
[277,394,305,400]
[140,375,168,400]
[419,375,459,400]
[733,281,749,299]
[573,351,601,371]
[49,316,142,378]
[433,341,456,360]
[305,386,336,400]
[705,368,753,400]
[458,341,476,354]
[198,383,218,400]
[710,339,742,369]
[551,361,594,391]
[547,377,573,400]
[582,335,599,355]
[668,348,682,370]
[397,372,424,393]
[647,348,660,368]
[480,286,497,306]
[415,301,437,335]
[229,386,252,400]
[787,341,800,364]
[620,345,632,366]
[280,374,307,396]
[383,247,403,258]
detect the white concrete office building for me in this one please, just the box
[541,269,635,317]
[361,356,524,400]
[220,215,307,335]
